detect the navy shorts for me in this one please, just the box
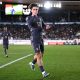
[31,40,44,53]
[3,44,8,49]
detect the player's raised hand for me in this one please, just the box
[46,25,51,29]
[45,24,52,31]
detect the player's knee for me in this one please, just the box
[34,55,37,59]
[36,53,42,60]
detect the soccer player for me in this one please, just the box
[1,27,10,57]
[26,4,51,78]
[11,7,15,15]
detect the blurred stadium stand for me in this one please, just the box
[0,1,80,45]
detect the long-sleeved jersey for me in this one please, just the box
[27,15,45,43]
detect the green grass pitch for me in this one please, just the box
[0,45,80,80]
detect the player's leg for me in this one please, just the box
[29,43,38,70]
[31,41,44,65]
[31,42,37,64]
[3,45,8,57]
[3,45,6,54]
[29,42,49,77]
[29,55,37,70]
[38,41,49,77]
[5,45,8,57]
[32,55,37,64]
[29,43,42,70]
[40,40,44,56]
[36,51,49,78]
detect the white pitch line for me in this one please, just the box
[0,54,33,69]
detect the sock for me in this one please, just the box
[42,71,46,75]
[39,66,45,72]
[4,48,7,55]
[32,59,37,64]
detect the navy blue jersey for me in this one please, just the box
[1,32,10,45]
[27,16,45,43]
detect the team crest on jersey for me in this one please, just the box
[36,48,39,51]
[37,18,42,28]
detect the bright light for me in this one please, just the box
[38,4,43,7]
[23,5,27,8]
[56,2,61,8]
[44,1,52,9]
[0,2,2,4]
[58,3,62,8]
[54,2,61,8]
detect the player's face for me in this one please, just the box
[31,7,39,16]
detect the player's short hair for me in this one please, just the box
[29,4,39,10]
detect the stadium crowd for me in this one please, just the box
[0,24,80,40]
[46,25,80,40]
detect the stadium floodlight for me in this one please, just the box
[54,2,62,8]
[57,2,61,8]
[38,4,43,7]
[44,1,52,9]
[0,2,2,4]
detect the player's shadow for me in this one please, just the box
[39,75,55,80]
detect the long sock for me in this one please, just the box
[32,59,37,64]
[39,66,45,72]
[4,48,7,55]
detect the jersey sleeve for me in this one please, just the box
[41,17,46,29]
[1,32,3,37]
[27,16,38,28]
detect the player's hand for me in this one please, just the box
[46,25,51,30]
[31,16,37,27]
